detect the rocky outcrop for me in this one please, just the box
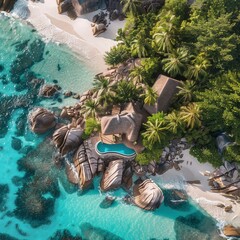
[73,144,93,189]
[28,108,57,134]
[100,160,124,191]
[122,165,133,190]
[0,0,17,12]
[39,84,61,98]
[52,125,83,156]
[92,23,107,36]
[223,225,240,237]
[71,0,99,16]
[133,179,164,210]
[101,111,143,142]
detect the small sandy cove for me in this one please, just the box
[25,0,239,231]
[157,149,240,229]
[26,0,125,72]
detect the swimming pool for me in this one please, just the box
[95,141,136,159]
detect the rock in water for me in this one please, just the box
[133,179,164,211]
[11,137,22,151]
[28,107,57,134]
[99,195,116,209]
[53,125,83,156]
[81,222,123,240]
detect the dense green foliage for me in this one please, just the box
[135,146,162,165]
[190,142,222,167]
[84,118,101,136]
[223,145,240,163]
[103,0,240,164]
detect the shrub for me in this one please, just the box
[104,45,130,66]
[135,146,162,165]
[190,142,222,167]
[223,144,240,163]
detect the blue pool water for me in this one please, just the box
[96,141,136,156]
[0,13,223,240]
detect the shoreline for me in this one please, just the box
[158,149,240,229]
[10,0,240,236]
[14,0,124,73]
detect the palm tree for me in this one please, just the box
[141,86,158,105]
[180,103,201,129]
[185,54,210,80]
[142,118,167,149]
[165,111,183,134]
[112,80,143,108]
[162,48,189,77]
[121,0,141,16]
[80,99,99,118]
[92,75,113,106]
[131,38,149,58]
[153,12,177,53]
[129,66,144,85]
[177,80,196,103]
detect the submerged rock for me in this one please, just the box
[164,189,189,210]
[81,223,123,240]
[0,184,9,212]
[133,179,164,211]
[0,233,18,240]
[28,107,57,134]
[174,211,224,240]
[11,137,22,151]
[48,229,82,240]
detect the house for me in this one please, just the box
[144,74,181,114]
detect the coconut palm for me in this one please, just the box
[162,48,189,77]
[112,80,143,107]
[141,86,158,105]
[80,99,99,118]
[180,103,201,129]
[121,0,141,16]
[185,54,210,80]
[165,111,183,134]
[177,80,196,103]
[142,118,167,149]
[131,38,149,58]
[153,12,177,53]
[92,75,113,106]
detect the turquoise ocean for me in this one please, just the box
[0,13,224,240]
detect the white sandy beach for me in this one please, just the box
[23,0,125,72]
[158,149,240,229]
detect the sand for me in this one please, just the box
[158,149,240,229]
[25,0,125,72]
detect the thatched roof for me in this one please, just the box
[144,74,181,114]
[101,104,143,142]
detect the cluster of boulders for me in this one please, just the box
[28,105,164,211]
[208,161,240,197]
[0,0,16,12]
[57,0,78,20]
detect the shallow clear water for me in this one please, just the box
[0,14,222,240]
[96,142,136,155]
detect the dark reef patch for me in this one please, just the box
[174,211,224,240]
[0,64,4,72]
[49,229,82,240]
[0,184,9,212]
[15,139,78,227]
[11,137,22,151]
[0,233,18,240]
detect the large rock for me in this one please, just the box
[100,160,124,191]
[133,179,164,210]
[39,84,60,98]
[58,0,72,14]
[73,144,93,189]
[28,108,57,134]
[0,0,17,12]
[52,125,83,156]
